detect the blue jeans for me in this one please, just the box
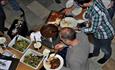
[93,37,113,61]
[9,0,21,11]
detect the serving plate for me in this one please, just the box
[43,53,64,70]
[8,35,31,53]
[20,49,44,69]
[60,17,88,28]
[72,7,82,16]
[60,17,78,28]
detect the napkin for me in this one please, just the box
[0,59,12,70]
[30,31,41,41]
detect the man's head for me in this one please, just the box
[59,27,76,45]
[74,0,92,8]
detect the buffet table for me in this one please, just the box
[6,41,54,70]
[1,7,88,70]
[0,33,54,70]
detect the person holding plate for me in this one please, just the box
[75,0,115,64]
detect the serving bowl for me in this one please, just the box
[20,49,44,69]
[8,35,31,53]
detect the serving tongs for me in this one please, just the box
[47,50,58,59]
[53,50,58,57]
[14,35,19,44]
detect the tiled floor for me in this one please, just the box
[3,0,115,70]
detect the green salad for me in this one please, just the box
[24,53,43,68]
[12,39,29,52]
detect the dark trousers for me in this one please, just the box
[93,37,113,61]
[0,5,6,32]
[0,15,5,31]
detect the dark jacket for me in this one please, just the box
[0,3,6,31]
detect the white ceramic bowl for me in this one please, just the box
[34,42,42,49]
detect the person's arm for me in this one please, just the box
[63,5,75,15]
[54,41,66,51]
[83,14,101,33]
[107,0,115,8]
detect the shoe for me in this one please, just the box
[55,0,61,4]
[2,27,8,31]
[0,27,8,33]
[97,58,107,64]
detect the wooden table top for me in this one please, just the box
[6,41,53,70]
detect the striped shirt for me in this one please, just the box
[83,0,115,39]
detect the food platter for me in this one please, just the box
[8,35,31,53]
[60,17,78,28]
[60,17,88,28]
[72,7,82,16]
[43,53,64,70]
[20,49,44,69]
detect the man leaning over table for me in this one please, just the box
[75,0,115,64]
[54,27,90,70]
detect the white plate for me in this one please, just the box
[77,19,87,23]
[72,7,82,16]
[60,17,78,28]
[60,17,88,28]
[66,0,74,8]
[43,54,64,70]
[82,11,86,19]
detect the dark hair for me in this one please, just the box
[74,0,91,5]
[40,24,58,38]
[60,27,76,41]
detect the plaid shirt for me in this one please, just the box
[84,0,115,39]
